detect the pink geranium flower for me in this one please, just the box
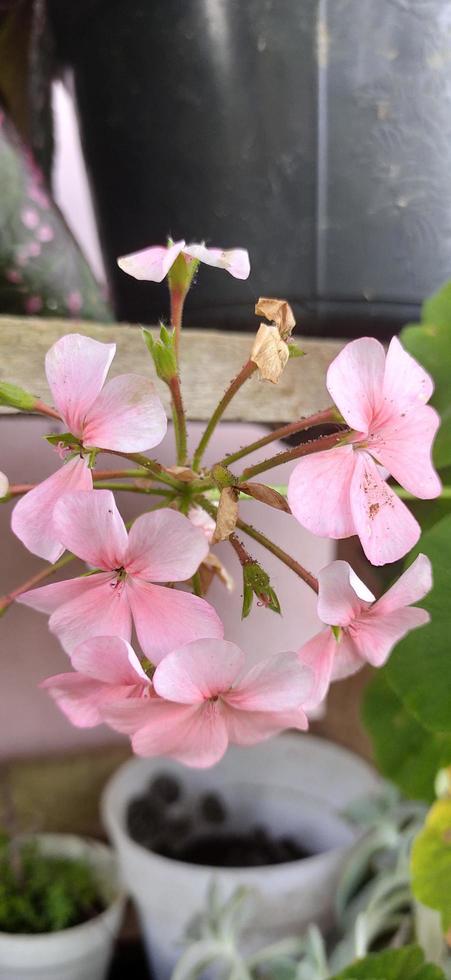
[298,554,432,707]
[103,638,314,768]
[12,334,167,562]
[17,490,223,660]
[42,636,151,728]
[288,337,441,565]
[117,239,250,282]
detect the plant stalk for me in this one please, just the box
[192,359,257,471]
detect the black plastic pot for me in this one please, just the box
[49,0,451,334]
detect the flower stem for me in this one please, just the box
[105,451,183,489]
[33,400,62,421]
[198,496,318,593]
[236,518,319,593]
[219,407,341,467]
[170,288,186,361]
[0,552,76,616]
[93,482,175,495]
[192,359,257,472]
[239,431,350,482]
[169,375,188,465]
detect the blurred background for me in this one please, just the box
[2,0,451,334]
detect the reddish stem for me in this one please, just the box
[239,431,351,482]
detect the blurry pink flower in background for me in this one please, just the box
[25,295,43,314]
[298,554,432,707]
[18,491,223,660]
[118,239,250,282]
[288,337,441,565]
[103,638,313,768]
[12,333,167,562]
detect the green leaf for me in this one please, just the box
[363,671,451,802]
[411,798,451,931]
[401,283,451,469]
[385,514,451,732]
[330,945,445,979]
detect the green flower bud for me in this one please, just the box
[0,382,37,411]
[142,325,178,382]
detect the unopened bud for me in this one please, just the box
[0,471,9,499]
[0,382,37,411]
[167,248,199,295]
[142,325,178,382]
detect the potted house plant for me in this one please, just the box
[1,242,450,978]
[0,831,124,979]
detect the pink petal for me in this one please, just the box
[45,334,115,435]
[374,553,432,616]
[183,244,251,280]
[117,241,185,282]
[11,457,93,563]
[102,697,161,734]
[298,629,337,707]
[153,639,244,704]
[326,337,386,432]
[71,635,147,686]
[48,573,132,654]
[350,451,420,565]
[17,574,105,615]
[222,704,308,746]
[330,632,364,681]
[126,509,209,581]
[317,560,363,627]
[382,336,434,413]
[368,404,441,499]
[132,701,229,768]
[288,445,356,538]
[126,579,224,663]
[41,671,113,727]
[82,375,167,452]
[53,490,128,570]
[226,652,313,711]
[351,606,430,668]
[188,506,216,543]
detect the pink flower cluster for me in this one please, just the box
[7,267,440,767]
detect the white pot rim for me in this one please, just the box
[102,733,381,876]
[0,833,124,944]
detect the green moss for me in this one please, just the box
[0,836,106,934]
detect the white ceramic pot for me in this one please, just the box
[0,834,124,980]
[102,734,380,980]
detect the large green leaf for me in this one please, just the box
[401,283,451,469]
[330,945,445,979]
[363,672,451,803]
[411,799,451,931]
[385,514,451,733]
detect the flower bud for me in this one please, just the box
[242,561,281,619]
[142,325,178,382]
[0,471,9,499]
[0,382,37,411]
[167,249,199,295]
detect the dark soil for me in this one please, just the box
[127,771,311,868]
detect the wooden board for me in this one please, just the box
[0,316,343,422]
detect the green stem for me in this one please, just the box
[236,518,319,593]
[192,359,257,472]
[198,497,318,593]
[105,451,182,489]
[0,552,76,616]
[397,486,451,500]
[93,482,174,496]
[169,375,188,465]
[239,431,351,482]
[219,407,341,467]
